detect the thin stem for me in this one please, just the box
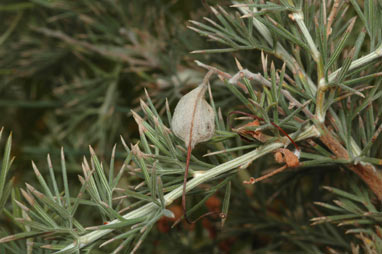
[181,70,214,223]
[243,165,287,184]
[182,143,192,224]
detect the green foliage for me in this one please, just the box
[1,0,382,253]
[0,0,211,166]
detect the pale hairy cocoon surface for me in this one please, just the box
[171,84,215,149]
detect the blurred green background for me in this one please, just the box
[0,0,260,177]
[1,0,210,168]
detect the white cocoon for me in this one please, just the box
[171,84,215,149]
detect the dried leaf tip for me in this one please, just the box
[131,143,148,159]
[31,161,41,177]
[234,57,243,71]
[131,110,147,133]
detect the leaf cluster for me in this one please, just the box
[1,0,382,253]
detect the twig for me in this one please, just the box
[243,165,287,184]
[195,61,315,120]
[318,123,382,200]
[56,125,320,253]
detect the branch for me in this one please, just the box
[57,125,320,253]
[318,123,382,200]
[195,60,315,120]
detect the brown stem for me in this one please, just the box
[349,163,382,200]
[243,165,288,185]
[318,123,382,200]
[181,70,214,224]
[180,144,220,225]
[182,143,192,224]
